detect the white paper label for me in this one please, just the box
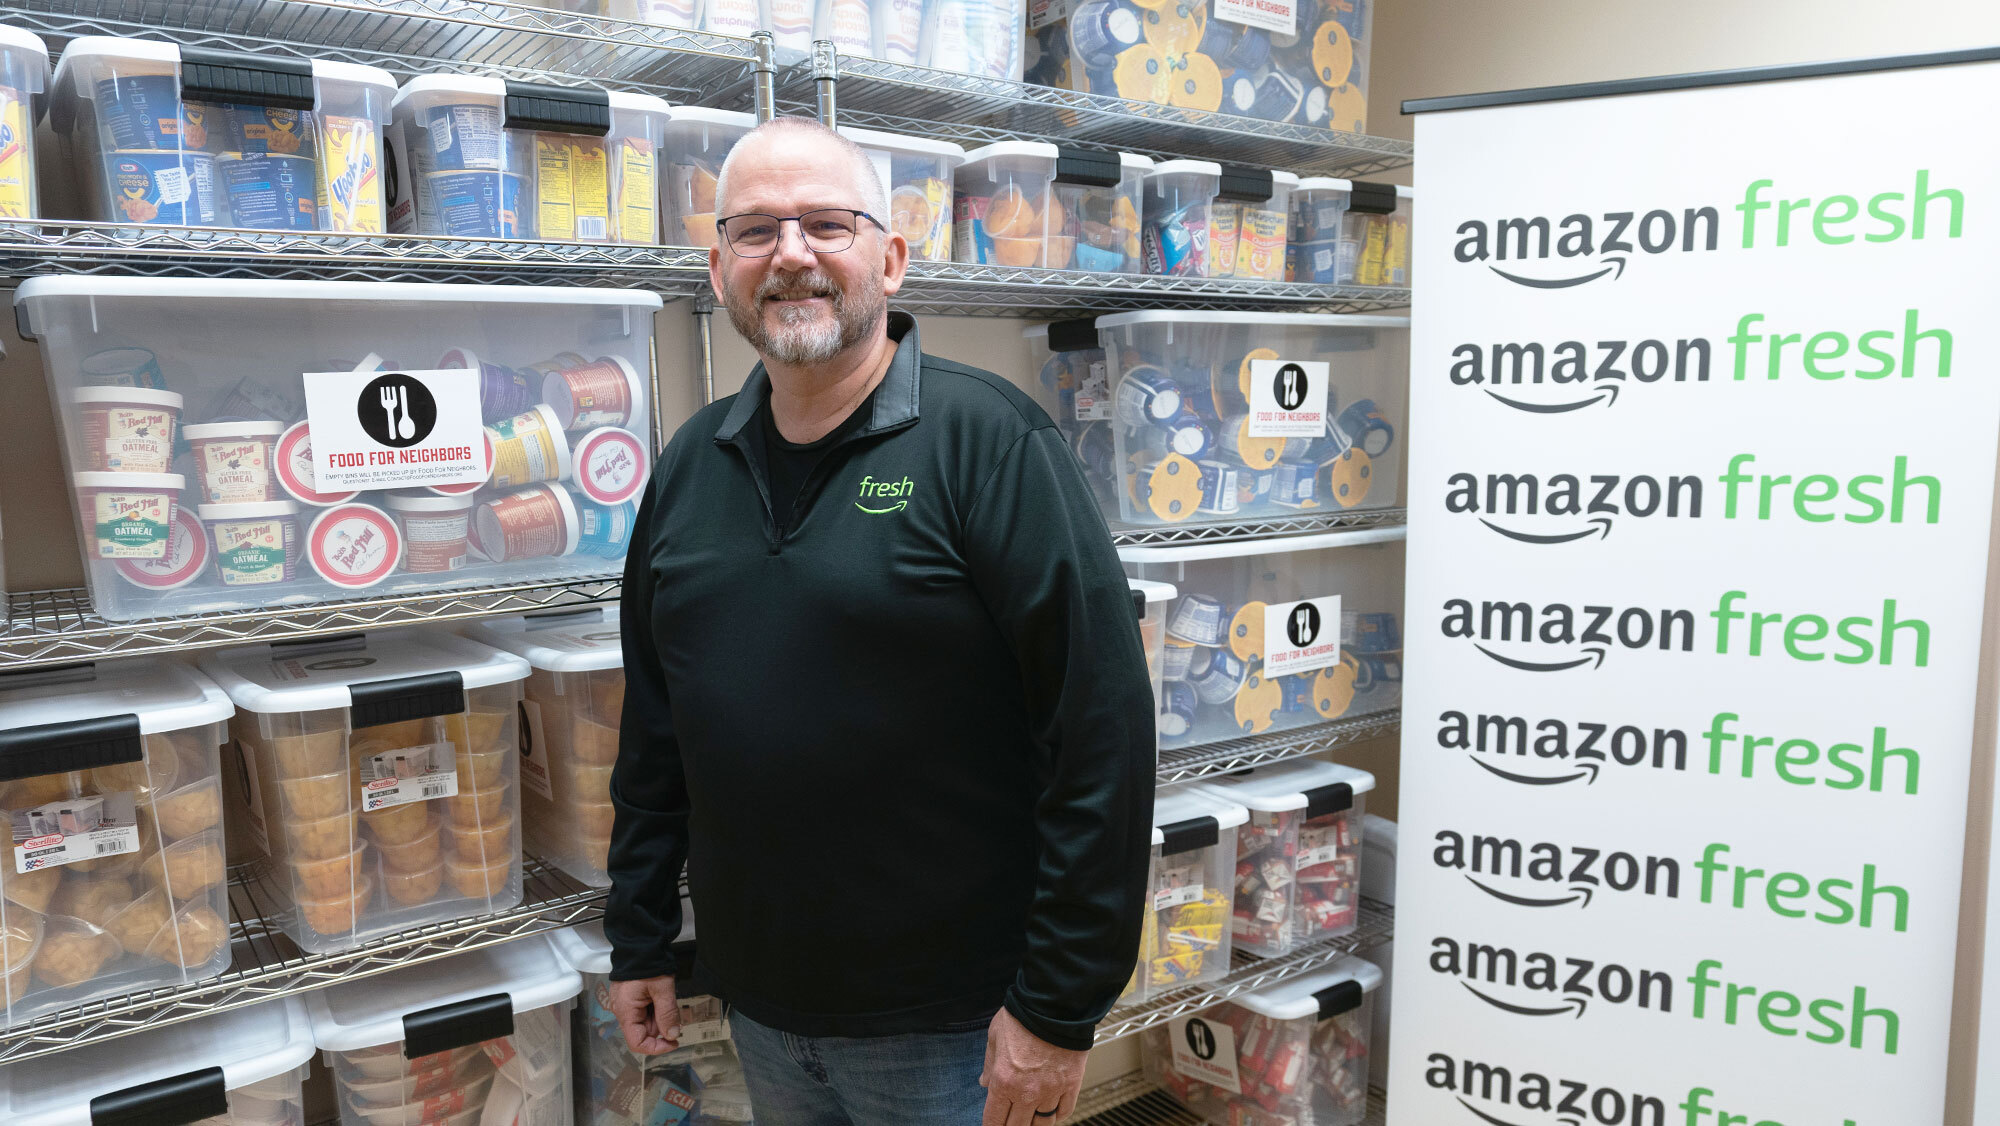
[1154,861,1205,911]
[1247,357,1329,437]
[154,166,190,206]
[358,743,460,811]
[13,791,139,873]
[1076,360,1112,421]
[1298,822,1344,868]
[679,994,733,1045]
[1026,0,1067,31]
[1213,0,1294,36]
[519,699,555,802]
[302,367,488,491]
[1263,595,1342,676]
[1170,1015,1242,1094]
[428,113,453,154]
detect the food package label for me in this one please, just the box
[0,85,32,219]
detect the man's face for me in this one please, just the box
[708,132,909,368]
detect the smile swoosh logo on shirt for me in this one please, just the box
[855,500,908,515]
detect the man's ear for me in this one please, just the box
[881,228,911,296]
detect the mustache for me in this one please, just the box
[756,269,841,303]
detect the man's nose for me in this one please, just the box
[770,220,819,271]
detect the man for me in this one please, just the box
[607,116,1157,1126]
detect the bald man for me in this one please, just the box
[606,117,1156,1126]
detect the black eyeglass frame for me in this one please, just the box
[714,208,888,257]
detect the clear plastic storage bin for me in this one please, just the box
[954,142,1149,273]
[603,0,699,28]
[467,608,626,888]
[1138,160,1218,277]
[838,125,964,263]
[50,36,395,232]
[920,0,1026,80]
[660,107,755,250]
[1141,956,1382,1126]
[0,997,316,1125]
[1123,530,1403,749]
[552,916,762,1125]
[305,936,581,1126]
[1288,179,1411,288]
[0,660,234,1027]
[16,278,662,622]
[1129,577,1175,749]
[1026,0,1371,133]
[387,74,670,243]
[1022,319,1119,517]
[1194,759,1374,956]
[1209,169,1296,280]
[1121,785,1247,1005]
[0,27,49,220]
[1096,312,1408,529]
[199,630,531,954]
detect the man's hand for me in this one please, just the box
[608,976,682,1055]
[979,1007,1088,1125]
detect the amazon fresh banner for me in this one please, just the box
[1391,59,2000,1126]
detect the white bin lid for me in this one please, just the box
[838,124,966,162]
[389,72,506,114]
[1267,170,1300,190]
[305,935,581,1052]
[468,607,625,673]
[1196,758,1375,813]
[609,90,673,117]
[0,658,232,735]
[52,34,177,82]
[548,904,696,976]
[1294,176,1353,193]
[1146,158,1222,179]
[0,26,48,69]
[1397,184,1414,199]
[16,277,662,319]
[0,997,316,1126]
[959,139,1058,168]
[1094,311,1408,331]
[312,59,398,97]
[1229,956,1382,1020]
[1152,784,1248,844]
[1128,577,1176,606]
[663,105,756,129]
[1118,525,1405,565]
[200,629,530,714]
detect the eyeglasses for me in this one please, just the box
[717,209,886,257]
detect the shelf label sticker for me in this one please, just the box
[1213,0,1295,38]
[13,791,139,873]
[1263,595,1341,677]
[359,743,459,811]
[1246,357,1329,437]
[303,367,488,491]
[519,699,555,802]
[1154,861,1206,911]
[1170,1015,1242,1094]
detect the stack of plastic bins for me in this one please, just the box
[467,607,626,887]
[15,278,662,623]
[0,997,316,1125]
[1095,312,1409,530]
[0,26,49,220]
[49,36,395,232]
[1288,179,1413,288]
[954,142,1150,273]
[1141,956,1383,1126]
[1128,578,1175,750]
[660,107,757,250]
[1194,758,1374,957]
[0,660,234,1027]
[551,915,762,1124]
[305,936,582,1126]
[1120,785,1248,1006]
[836,125,964,263]
[1207,169,1297,280]
[198,629,531,954]
[387,74,670,243]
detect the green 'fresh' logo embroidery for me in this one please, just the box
[856,474,914,514]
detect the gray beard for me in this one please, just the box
[725,266,886,367]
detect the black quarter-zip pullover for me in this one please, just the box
[609,313,1156,1050]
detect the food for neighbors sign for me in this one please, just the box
[1392,58,2000,1126]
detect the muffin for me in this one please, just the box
[32,917,117,988]
[105,888,172,954]
[145,833,225,900]
[382,857,444,906]
[146,904,229,970]
[154,777,223,840]
[362,800,430,846]
[372,817,442,873]
[288,809,360,861]
[51,873,132,928]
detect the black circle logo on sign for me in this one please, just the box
[517,701,535,760]
[1286,601,1322,649]
[1273,363,1310,411]
[1183,1018,1218,1061]
[357,374,438,449]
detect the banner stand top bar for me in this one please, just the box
[1402,44,2000,115]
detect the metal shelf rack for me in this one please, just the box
[1110,507,1407,549]
[1076,1076,1387,1126]
[0,578,619,669]
[896,261,1409,318]
[1157,709,1401,786]
[1093,899,1392,1044]
[782,41,1413,177]
[0,854,608,1066]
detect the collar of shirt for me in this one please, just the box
[713,311,922,444]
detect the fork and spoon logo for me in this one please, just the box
[355,374,438,448]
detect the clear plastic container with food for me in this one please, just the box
[1208,168,1296,280]
[920,0,1026,80]
[1193,759,1374,957]
[1138,160,1219,277]
[199,629,530,954]
[1288,178,1412,288]
[304,936,580,1126]
[0,27,49,221]
[0,996,315,1125]
[1096,312,1408,529]
[954,142,1150,273]
[466,607,626,887]
[49,36,395,232]
[1122,530,1403,749]
[1128,577,1175,750]
[16,277,662,622]
[1120,785,1247,1006]
[1141,956,1382,1126]
[551,915,762,1125]
[660,107,756,250]
[837,125,965,263]
[1022,319,1120,524]
[0,659,234,1028]
[387,74,669,243]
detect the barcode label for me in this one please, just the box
[421,782,449,799]
[576,215,607,240]
[94,838,129,856]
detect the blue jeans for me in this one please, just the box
[729,1009,991,1125]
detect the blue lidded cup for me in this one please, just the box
[424,169,527,238]
[104,150,218,225]
[573,491,638,559]
[216,151,319,231]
